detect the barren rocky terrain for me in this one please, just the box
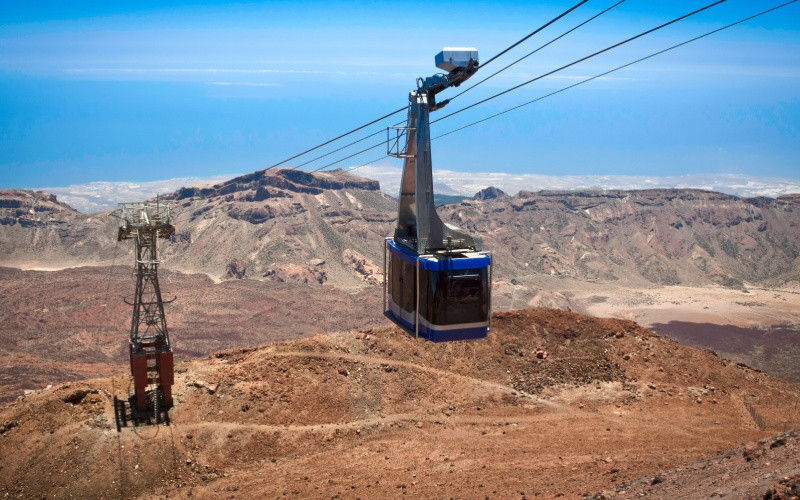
[2,308,799,498]
[2,169,800,498]
[0,266,384,403]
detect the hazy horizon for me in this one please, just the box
[2,1,799,188]
[32,167,800,214]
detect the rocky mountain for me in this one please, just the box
[0,189,78,226]
[0,169,396,287]
[159,168,394,288]
[2,173,799,290]
[473,186,509,201]
[1,308,799,498]
[0,189,119,270]
[439,188,800,288]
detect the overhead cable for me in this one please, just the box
[264,106,407,171]
[311,0,727,172]
[299,0,621,170]
[432,0,726,125]
[296,121,401,169]
[432,0,798,142]
[451,0,627,100]
[268,1,589,171]
[479,0,589,69]
[346,0,797,174]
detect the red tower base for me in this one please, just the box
[129,346,174,412]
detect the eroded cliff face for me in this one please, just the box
[438,188,800,287]
[0,190,78,227]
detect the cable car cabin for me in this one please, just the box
[382,47,492,342]
[384,239,491,341]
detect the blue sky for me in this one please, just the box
[1,0,798,189]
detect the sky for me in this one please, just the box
[1,0,798,189]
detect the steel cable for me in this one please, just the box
[313,0,727,171]
[433,0,799,142]
[300,0,621,171]
[450,0,627,101]
[346,1,796,173]
[264,106,406,171]
[431,0,726,125]
[479,0,588,69]
[267,1,590,171]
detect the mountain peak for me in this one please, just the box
[0,189,79,225]
[473,186,509,201]
[167,168,380,202]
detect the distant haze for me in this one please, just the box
[358,165,800,200]
[43,167,800,214]
[44,175,238,213]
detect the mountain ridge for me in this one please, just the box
[3,170,800,289]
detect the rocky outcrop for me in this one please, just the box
[342,249,382,285]
[473,186,509,201]
[264,264,326,284]
[0,190,79,226]
[169,168,380,202]
[776,193,800,206]
[224,201,306,224]
[225,259,248,279]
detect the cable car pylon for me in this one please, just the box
[114,200,176,421]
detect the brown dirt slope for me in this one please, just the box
[2,308,798,498]
[588,429,800,499]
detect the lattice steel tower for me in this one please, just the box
[116,201,175,413]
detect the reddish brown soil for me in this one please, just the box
[0,266,384,402]
[2,308,798,499]
[589,430,800,499]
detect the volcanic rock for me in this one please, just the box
[473,186,509,201]
[0,189,77,227]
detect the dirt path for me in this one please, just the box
[264,349,562,408]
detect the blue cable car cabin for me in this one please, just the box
[382,47,492,342]
[385,239,491,341]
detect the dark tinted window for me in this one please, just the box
[447,274,482,304]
